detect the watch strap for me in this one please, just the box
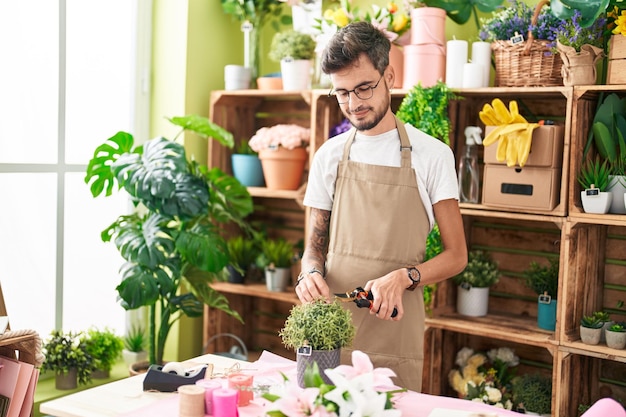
[406,267,421,291]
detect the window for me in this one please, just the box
[0,0,151,339]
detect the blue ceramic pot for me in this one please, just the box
[232,154,264,187]
[537,298,557,331]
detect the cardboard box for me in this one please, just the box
[482,164,561,210]
[607,35,626,84]
[483,125,564,168]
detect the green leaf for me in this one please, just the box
[423,0,503,25]
[168,115,234,148]
[205,167,254,223]
[176,222,229,273]
[552,0,610,27]
[85,131,134,197]
[116,262,167,309]
[185,267,243,323]
[592,122,617,162]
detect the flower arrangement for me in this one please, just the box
[316,0,410,44]
[452,250,500,289]
[248,124,311,152]
[609,4,626,36]
[479,0,561,42]
[552,9,607,51]
[263,350,404,417]
[448,346,519,410]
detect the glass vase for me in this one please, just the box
[242,20,260,86]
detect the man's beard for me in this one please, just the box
[346,91,390,132]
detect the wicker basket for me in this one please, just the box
[492,0,563,87]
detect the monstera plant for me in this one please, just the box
[421,0,504,28]
[85,115,253,365]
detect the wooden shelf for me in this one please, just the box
[427,313,557,349]
[559,341,626,363]
[210,282,299,305]
[247,187,302,200]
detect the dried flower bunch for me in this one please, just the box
[552,9,607,51]
[448,346,520,410]
[248,124,311,152]
[479,0,561,42]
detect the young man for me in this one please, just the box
[295,21,468,391]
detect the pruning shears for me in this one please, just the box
[334,286,398,318]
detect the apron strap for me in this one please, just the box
[340,116,413,169]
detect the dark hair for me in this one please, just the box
[321,21,390,75]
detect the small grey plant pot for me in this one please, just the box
[580,326,602,345]
[296,348,340,388]
[605,329,626,349]
[265,267,291,292]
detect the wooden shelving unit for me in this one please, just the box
[205,87,626,417]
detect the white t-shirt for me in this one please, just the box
[303,122,459,229]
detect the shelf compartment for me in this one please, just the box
[450,87,573,217]
[556,350,626,417]
[204,283,299,362]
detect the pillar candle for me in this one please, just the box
[195,379,222,415]
[471,41,492,87]
[462,63,484,88]
[228,373,254,407]
[178,385,206,417]
[445,39,468,88]
[212,388,239,417]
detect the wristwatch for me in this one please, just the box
[406,267,421,291]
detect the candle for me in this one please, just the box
[212,388,239,417]
[228,373,254,407]
[471,41,492,87]
[462,63,484,88]
[445,39,468,88]
[195,379,222,415]
[178,385,205,417]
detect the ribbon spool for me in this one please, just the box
[178,385,205,417]
[228,373,254,406]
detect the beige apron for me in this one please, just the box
[326,116,430,392]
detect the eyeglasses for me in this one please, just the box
[329,74,384,104]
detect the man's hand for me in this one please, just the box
[295,272,331,303]
[363,268,408,321]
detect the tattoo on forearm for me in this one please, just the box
[304,209,330,269]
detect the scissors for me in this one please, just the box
[334,286,398,318]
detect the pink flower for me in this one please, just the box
[331,350,397,389]
[270,384,333,417]
[248,124,310,152]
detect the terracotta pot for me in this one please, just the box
[129,360,151,377]
[258,147,307,190]
[257,77,283,90]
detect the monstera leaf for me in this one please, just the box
[550,0,611,27]
[423,0,504,27]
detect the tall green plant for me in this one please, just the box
[396,80,457,144]
[85,115,253,365]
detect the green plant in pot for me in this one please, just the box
[584,93,626,213]
[269,30,316,90]
[522,257,559,331]
[41,330,95,390]
[82,327,124,378]
[280,298,356,388]
[226,235,260,284]
[605,321,626,349]
[85,114,253,365]
[257,237,296,292]
[580,313,603,345]
[122,324,148,368]
[453,250,500,317]
[578,155,612,214]
[512,373,552,415]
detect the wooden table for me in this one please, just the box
[39,354,245,417]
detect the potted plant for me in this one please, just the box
[279,298,356,388]
[257,237,296,292]
[41,330,95,390]
[226,235,260,284]
[231,141,264,187]
[593,310,613,343]
[248,124,311,190]
[586,93,626,213]
[122,324,148,369]
[85,114,253,366]
[578,155,613,214]
[269,29,316,90]
[452,250,500,317]
[511,373,552,416]
[580,314,603,345]
[82,327,124,378]
[605,321,626,349]
[522,258,559,331]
